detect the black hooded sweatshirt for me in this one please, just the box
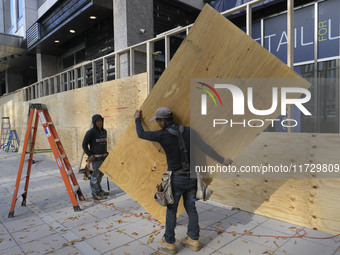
[82,114,108,157]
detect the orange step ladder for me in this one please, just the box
[9,103,85,218]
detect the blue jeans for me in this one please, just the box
[164,175,199,244]
[90,158,104,195]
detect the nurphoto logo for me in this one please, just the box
[196,81,312,128]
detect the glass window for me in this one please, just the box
[3,0,14,33]
[300,63,316,133]
[318,0,340,60]
[16,0,22,18]
[16,0,23,28]
[267,60,339,133]
[299,60,339,133]
[317,60,339,133]
[10,0,15,29]
[63,55,74,69]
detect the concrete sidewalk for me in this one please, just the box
[0,150,339,255]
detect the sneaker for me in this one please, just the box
[157,237,177,254]
[181,236,200,251]
[92,192,107,200]
[99,190,109,196]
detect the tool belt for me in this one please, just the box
[154,171,174,206]
[94,153,108,158]
[172,169,190,176]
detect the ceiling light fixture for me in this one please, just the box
[89,16,97,20]
[69,29,76,33]
[54,40,60,43]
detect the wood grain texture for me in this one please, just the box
[0,90,25,145]
[0,73,148,165]
[210,132,340,234]
[100,5,310,225]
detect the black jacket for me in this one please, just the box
[135,118,224,171]
[82,114,108,156]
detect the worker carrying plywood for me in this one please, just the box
[82,114,110,200]
[134,107,232,254]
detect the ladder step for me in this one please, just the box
[27,149,52,154]
[47,122,53,125]
[60,154,67,159]
[73,185,79,193]
[66,170,73,176]
[21,175,28,180]
[16,191,26,199]
[54,139,60,142]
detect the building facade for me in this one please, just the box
[0,0,339,133]
[0,0,202,95]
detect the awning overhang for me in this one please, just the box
[0,33,26,72]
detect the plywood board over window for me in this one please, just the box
[3,73,148,165]
[211,132,340,235]
[100,4,313,226]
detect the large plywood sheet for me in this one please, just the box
[100,5,310,225]
[29,74,148,165]
[0,91,25,143]
[211,132,340,234]
[0,73,148,165]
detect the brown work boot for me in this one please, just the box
[157,237,177,254]
[99,190,109,196]
[92,192,107,200]
[181,235,200,251]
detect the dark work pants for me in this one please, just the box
[90,158,104,195]
[164,175,199,244]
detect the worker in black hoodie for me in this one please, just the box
[82,114,109,200]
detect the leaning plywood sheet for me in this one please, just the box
[100,5,310,225]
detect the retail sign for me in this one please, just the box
[250,0,339,63]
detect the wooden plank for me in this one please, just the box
[211,178,340,235]
[0,73,148,165]
[213,132,340,178]
[30,74,148,164]
[100,5,310,225]
[210,132,340,234]
[0,90,25,147]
